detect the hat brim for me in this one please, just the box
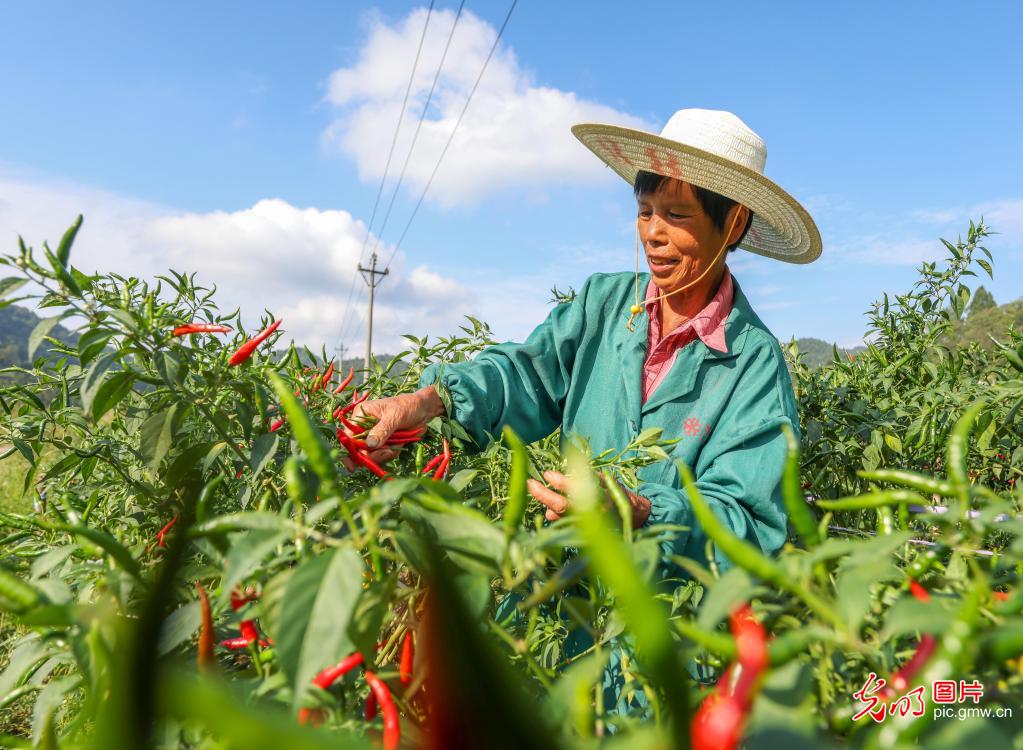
[572,123,822,264]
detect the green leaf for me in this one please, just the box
[0,277,28,300]
[27,316,63,360]
[272,546,365,710]
[91,371,135,422]
[55,215,83,267]
[79,351,119,416]
[158,601,201,656]
[220,529,288,597]
[140,404,180,471]
[249,433,279,476]
[76,328,114,368]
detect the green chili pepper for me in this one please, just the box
[946,401,985,512]
[904,544,946,579]
[55,214,82,268]
[781,424,820,547]
[857,469,953,497]
[679,462,846,632]
[814,490,928,512]
[501,426,529,540]
[0,566,44,614]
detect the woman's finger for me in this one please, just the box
[545,508,562,522]
[366,447,398,465]
[528,478,569,515]
[543,470,571,493]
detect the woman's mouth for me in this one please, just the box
[646,255,680,276]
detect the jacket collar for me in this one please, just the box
[615,274,755,419]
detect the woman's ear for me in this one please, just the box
[727,204,750,246]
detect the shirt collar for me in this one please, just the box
[643,267,733,354]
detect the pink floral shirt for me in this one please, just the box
[642,268,734,403]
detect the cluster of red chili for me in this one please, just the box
[297,630,414,750]
[691,604,768,750]
[219,588,273,651]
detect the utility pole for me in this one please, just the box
[358,252,388,378]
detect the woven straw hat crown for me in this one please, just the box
[572,108,822,264]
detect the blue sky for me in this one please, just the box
[2,1,1022,355]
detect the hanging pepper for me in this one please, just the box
[364,670,400,750]
[298,652,366,726]
[319,360,336,390]
[172,323,232,336]
[692,604,768,750]
[228,318,282,366]
[196,582,216,672]
[887,578,938,694]
[333,366,356,394]
[147,515,178,554]
[269,417,285,433]
[399,630,414,686]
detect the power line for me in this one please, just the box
[383,0,518,272]
[368,0,466,260]
[333,1,436,355]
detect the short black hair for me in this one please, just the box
[633,170,754,252]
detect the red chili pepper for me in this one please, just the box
[269,417,285,433]
[230,589,261,645]
[320,361,335,390]
[219,636,273,650]
[337,431,392,481]
[365,689,378,721]
[364,670,400,750]
[333,366,355,394]
[433,439,451,480]
[993,590,1010,602]
[196,582,215,673]
[228,318,282,366]
[909,578,930,602]
[421,454,443,475]
[886,578,938,694]
[692,604,767,750]
[155,515,178,549]
[172,323,232,336]
[399,631,414,686]
[315,652,365,689]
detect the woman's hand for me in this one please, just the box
[527,470,652,528]
[341,385,446,470]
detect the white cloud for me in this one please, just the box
[912,198,1023,240]
[323,6,650,206]
[0,173,485,355]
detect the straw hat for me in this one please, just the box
[572,109,822,264]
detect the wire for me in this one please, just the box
[368,0,466,260]
[383,0,518,272]
[333,1,436,354]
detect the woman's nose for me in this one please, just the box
[644,214,668,245]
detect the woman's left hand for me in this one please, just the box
[527,470,652,528]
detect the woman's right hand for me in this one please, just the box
[341,385,446,470]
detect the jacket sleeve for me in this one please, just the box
[418,276,595,450]
[637,339,798,575]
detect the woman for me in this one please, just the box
[349,108,821,578]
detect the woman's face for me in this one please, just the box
[636,178,745,295]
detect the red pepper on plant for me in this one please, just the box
[691,604,768,750]
[228,318,282,366]
[886,578,938,694]
[365,670,401,750]
[333,366,355,394]
[172,323,232,336]
[196,582,216,673]
[399,630,415,686]
[297,652,366,726]
[320,360,335,390]
[147,515,178,554]
[269,417,284,433]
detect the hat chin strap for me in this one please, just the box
[625,207,743,332]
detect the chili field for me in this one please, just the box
[1,217,1022,749]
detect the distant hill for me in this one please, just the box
[0,304,79,382]
[789,337,867,369]
[945,289,1023,349]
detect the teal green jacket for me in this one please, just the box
[420,271,798,574]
